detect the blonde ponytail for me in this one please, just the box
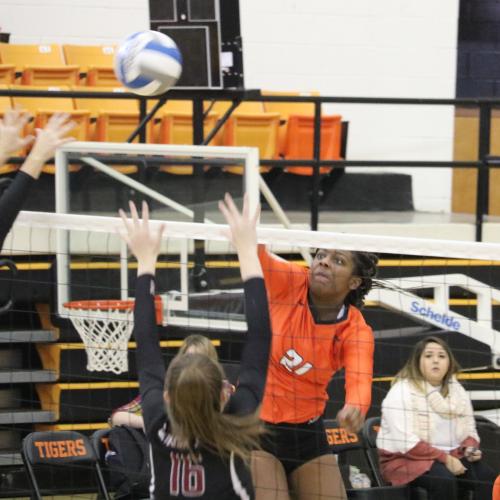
[165,353,263,462]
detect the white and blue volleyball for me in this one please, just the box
[115,30,182,96]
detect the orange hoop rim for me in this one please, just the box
[63,296,163,324]
[64,299,134,311]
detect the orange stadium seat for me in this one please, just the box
[203,100,265,145]
[73,86,139,174]
[283,114,342,176]
[263,90,319,156]
[0,43,79,86]
[11,85,90,173]
[223,112,280,174]
[63,44,119,86]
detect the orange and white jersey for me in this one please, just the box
[258,247,374,424]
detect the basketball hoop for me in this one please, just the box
[64,297,163,374]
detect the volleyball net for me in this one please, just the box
[1,141,500,496]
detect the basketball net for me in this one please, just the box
[64,301,134,374]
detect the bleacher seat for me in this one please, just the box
[283,114,342,175]
[362,417,426,499]
[263,90,319,156]
[0,84,16,174]
[146,99,219,174]
[324,419,410,499]
[0,63,15,83]
[263,90,343,175]
[223,112,280,174]
[63,44,119,86]
[22,430,110,499]
[11,85,90,173]
[72,85,138,140]
[73,85,139,174]
[204,100,266,146]
[0,43,79,86]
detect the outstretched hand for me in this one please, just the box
[21,112,76,179]
[337,405,365,433]
[218,193,260,252]
[218,193,262,281]
[0,108,34,159]
[119,201,165,276]
[28,112,76,164]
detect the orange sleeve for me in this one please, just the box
[342,321,374,415]
[258,245,305,301]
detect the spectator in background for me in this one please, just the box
[377,336,496,499]
[109,335,234,430]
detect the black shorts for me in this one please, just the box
[261,417,330,475]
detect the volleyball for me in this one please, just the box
[114,30,182,96]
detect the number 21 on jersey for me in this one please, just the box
[170,452,205,496]
[280,349,313,375]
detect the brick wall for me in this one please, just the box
[0,0,461,212]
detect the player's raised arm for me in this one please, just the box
[218,193,272,415]
[119,201,166,432]
[0,111,75,251]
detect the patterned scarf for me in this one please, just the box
[410,377,474,443]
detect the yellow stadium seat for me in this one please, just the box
[11,85,90,173]
[223,112,281,174]
[146,99,219,173]
[0,64,15,84]
[203,100,265,146]
[0,83,12,114]
[155,112,218,175]
[0,43,79,86]
[63,44,119,86]
[0,84,16,174]
[73,86,139,174]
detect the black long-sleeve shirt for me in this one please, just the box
[0,171,35,251]
[133,274,271,499]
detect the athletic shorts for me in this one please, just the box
[261,417,330,475]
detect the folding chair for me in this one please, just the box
[22,430,110,499]
[362,417,425,499]
[324,419,410,499]
[92,428,113,494]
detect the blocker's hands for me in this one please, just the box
[218,192,262,281]
[119,201,165,276]
[0,107,34,159]
[27,112,76,164]
[336,405,365,434]
[218,192,260,254]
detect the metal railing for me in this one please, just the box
[0,87,496,241]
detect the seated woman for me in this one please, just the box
[109,335,234,429]
[377,336,496,499]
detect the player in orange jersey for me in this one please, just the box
[251,244,378,500]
